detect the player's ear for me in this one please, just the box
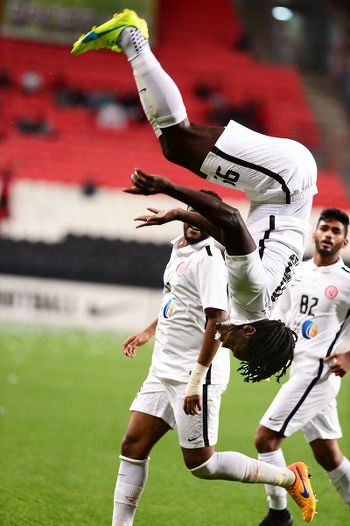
[342,238,348,248]
[241,324,256,336]
[311,232,316,243]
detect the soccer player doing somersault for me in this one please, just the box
[72,9,318,523]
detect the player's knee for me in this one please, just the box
[121,431,146,459]
[159,135,178,163]
[190,454,217,480]
[254,427,273,453]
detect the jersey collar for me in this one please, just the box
[171,235,214,254]
[311,255,344,272]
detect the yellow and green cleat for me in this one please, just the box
[71,8,148,56]
[287,462,316,522]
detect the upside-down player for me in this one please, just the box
[122,168,316,523]
[71,10,318,523]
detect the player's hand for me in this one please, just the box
[123,168,173,196]
[134,207,181,228]
[183,395,202,415]
[122,331,150,359]
[324,351,350,377]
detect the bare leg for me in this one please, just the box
[181,445,215,470]
[310,438,350,504]
[112,411,170,526]
[159,122,224,176]
[118,28,224,175]
[120,410,170,459]
[255,424,285,453]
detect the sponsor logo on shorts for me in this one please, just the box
[176,262,186,274]
[163,298,175,319]
[301,320,318,339]
[324,285,338,299]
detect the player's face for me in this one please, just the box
[183,207,209,245]
[215,320,255,360]
[313,219,348,258]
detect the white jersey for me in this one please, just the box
[150,236,230,384]
[274,257,350,371]
[201,120,317,205]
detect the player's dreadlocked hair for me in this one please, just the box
[237,319,297,383]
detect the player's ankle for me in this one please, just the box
[119,27,149,60]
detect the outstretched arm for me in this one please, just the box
[134,206,224,245]
[125,169,255,255]
[122,319,157,358]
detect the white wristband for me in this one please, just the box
[185,362,209,397]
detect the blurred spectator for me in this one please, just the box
[0,167,13,226]
[16,111,55,136]
[54,81,89,107]
[117,90,145,122]
[0,68,14,89]
[208,99,265,132]
[343,57,350,112]
[82,177,98,197]
[0,101,7,141]
[20,69,44,94]
[234,32,253,52]
[194,79,227,107]
[86,90,113,109]
[96,101,128,130]
[51,73,70,102]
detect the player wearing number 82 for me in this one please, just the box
[255,208,350,526]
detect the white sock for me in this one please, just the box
[190,452,295,488]
[112,455,149,526]
[327,456,350,505]
[119,27,187,137]
[258,450,288,510]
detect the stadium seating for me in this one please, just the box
[0,0,349,287]
[0,0,347,208]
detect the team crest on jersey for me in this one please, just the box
[163,298,175,318]
[324,285,338,299]
[176,261,186,274]
[301,320,318,339]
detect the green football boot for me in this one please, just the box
[71,8,148,55]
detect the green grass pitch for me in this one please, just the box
[1,326,349,525]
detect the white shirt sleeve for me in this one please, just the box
[194,248,228,313]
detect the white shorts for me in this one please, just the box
[260,365,342,442]
[130,371,227,449]
[247,211,310,301]
[225,241,300,321]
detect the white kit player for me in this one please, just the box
[124,171,317,523]
[73,9,318,523]
[112,192,230,526]
[255,208,350,526]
